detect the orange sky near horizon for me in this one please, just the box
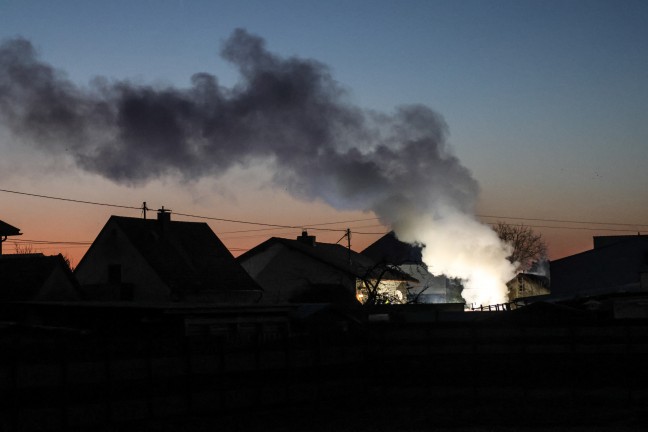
[0,173,619,271]
[0,168,392,268]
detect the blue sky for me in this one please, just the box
[1,0,647,261]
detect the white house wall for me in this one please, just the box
[364,279,408,303]
[242,245,356,303]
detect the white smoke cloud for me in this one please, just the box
[393,204,517,306]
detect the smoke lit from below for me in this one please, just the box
[392,204,517,307]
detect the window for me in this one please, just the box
[108,264,122,284]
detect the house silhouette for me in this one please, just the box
[74,209,261,303]
[550,234,648,299]
[0,253,79,301]
[238,231,414,304]
[0,218,22,255]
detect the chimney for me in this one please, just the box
[157,207,171,233]
[297,230,316,247]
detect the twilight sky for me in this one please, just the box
[0,0,647,268]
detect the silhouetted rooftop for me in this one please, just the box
[77,215,261,294]
[0,253,78,300]
[361,231,423,265]
[0,219,21,237]
[239,234,415,282]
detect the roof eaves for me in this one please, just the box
[0,219,22,236]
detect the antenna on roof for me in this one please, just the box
[142,202,149,219]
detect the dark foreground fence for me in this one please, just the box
[363,320,648,428]
[1,304,648,431]
[0,303,368,431]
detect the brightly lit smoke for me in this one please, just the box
[393,204,517,306]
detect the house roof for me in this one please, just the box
[361,231,423,265]
[77,215,260,294]
[548,234,648,299]
[0,254,78,300]
[0,219,21,237]
[238,233,415,282]
[593,235,648,249]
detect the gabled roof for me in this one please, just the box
[238,234,415,282]
[77,215,260,293]
[0,254,78,300]
[361,231,423,265]
[0,219,21,237]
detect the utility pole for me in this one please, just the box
[346,228,352,264]
[336,228,353,265]
[142,202,149,219]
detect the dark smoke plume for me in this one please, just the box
[0,30,516,304]
[0,29,477,215]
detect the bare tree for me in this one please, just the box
[358,262,415,306]
[493,222,547,272]
[14,242,37,254]
[13,243,75,270]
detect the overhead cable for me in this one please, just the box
[2,187,645,234]
[0,188,141,210]
[478,214,648,229]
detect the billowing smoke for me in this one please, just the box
[0,29,516,305]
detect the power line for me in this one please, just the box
[173,210,295,229]
[218,226,302,235]
[220,231,300,240]
[8,239,92,245]
[5,243,90,251]
[485,222,647,234]
[344,224,386,230]
[174,211,347,232]
[353,231,390,235]
[0,187,348,232]
[3,187,646,235]
[6,242,85,247]
[478,214,648,229]
[0,188,141,210]
[305,217,380,227]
